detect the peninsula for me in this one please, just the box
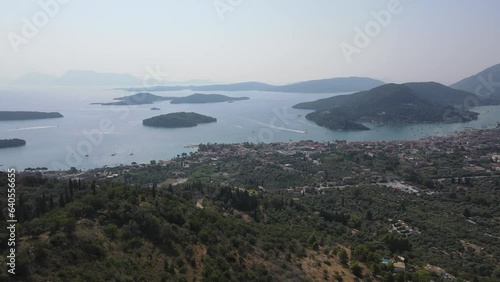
[294,82,484,131]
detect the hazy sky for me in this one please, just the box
[1,0,500,84]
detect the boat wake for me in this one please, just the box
[246,119,306,134]
[9,125,58,131]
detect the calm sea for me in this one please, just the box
[1,86,499,171]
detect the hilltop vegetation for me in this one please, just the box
[1,129,500,281]
[143,112,217,128]
[294,83,484,130]
[0,130,500,282]
[0,111,63,121]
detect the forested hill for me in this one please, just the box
[294,82,484,130]
[2,128,500,281]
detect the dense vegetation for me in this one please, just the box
[2,129,500,281]
[0,111,63,121]
[143,112,217,128]
[0,138,26,149]
[170,94,249,104]
[305,108,370,131]
[294,83,483,130]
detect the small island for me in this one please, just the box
[93,93,249,106]
[0,111,63,121]
[170,93,249,104]
[143,112,217,128]
[0,139,26,149]
[92,93,174,106]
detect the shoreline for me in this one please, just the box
[5,126,499,174]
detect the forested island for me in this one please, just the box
[0,138,26,149]
[143,112,217,128]
[92,93,174,106]
[170,93,249,104]
[0,111,63,121]
[294,82,485,131]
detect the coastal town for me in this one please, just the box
[6,128,500,281]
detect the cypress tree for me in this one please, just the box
[49,194,55,210]
[64,186,70,204]
[69,179,74,202]
[41,192,47,214]
[59,193,65,208]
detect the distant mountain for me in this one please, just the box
[294,83,483,131]
[57,70,142,86]
[119,77,385,94]
[13,70,143,86]
[269,77,384,93]
[121,82,273,92]
[0,111,63,121]
[451,63,500,97]
[170,93,249,104]
[294,82,488,110]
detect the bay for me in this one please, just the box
[1,86,499,171]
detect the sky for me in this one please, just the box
[1,0,499,85]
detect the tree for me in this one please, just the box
[339,249,349,265]
[49,194,55,210]
[349,261,363,277]
[152,183,157,199]
[463,208,471,218]
[64,185,70,203]
[69,179,74,202]
[366,210,373,221]
[91,180,96,196]
[59,193,65,208]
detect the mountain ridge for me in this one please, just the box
[119,77,385,94]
